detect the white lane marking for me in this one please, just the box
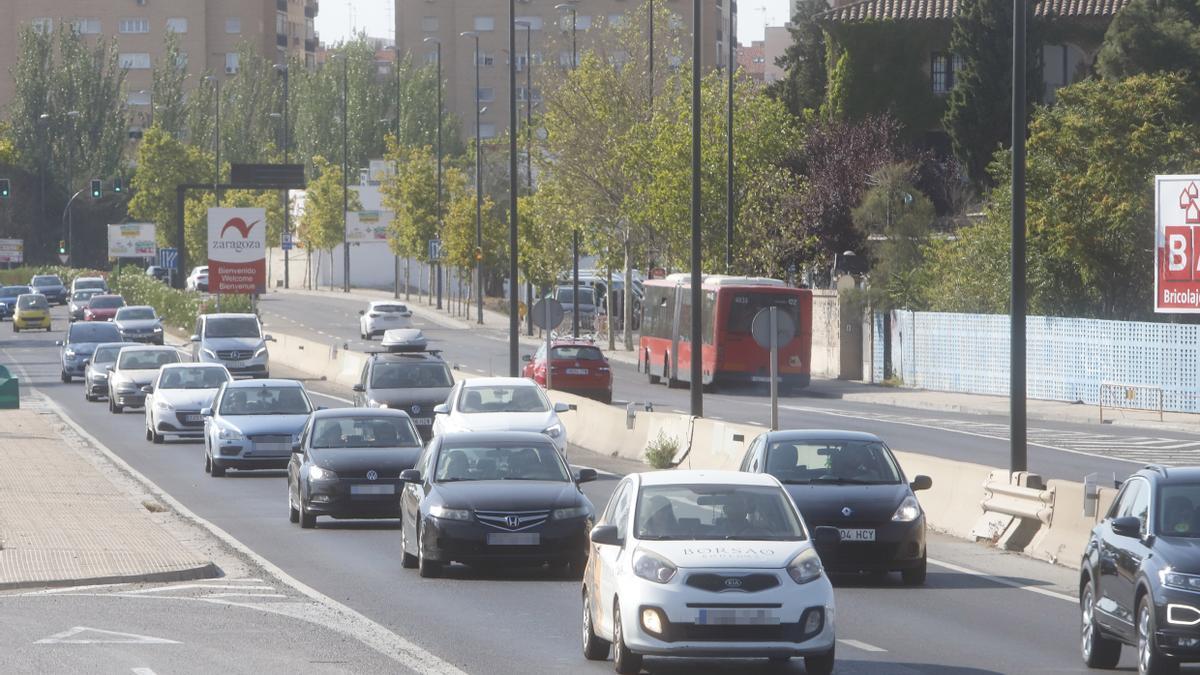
[35,627,180,645]
[202,592,289,599]
[928,558,1076,603]
[132,669,158,675]
[120,584,276,595]
[310,391,354,405]
[839,639,887,653]
[18,583,131,596]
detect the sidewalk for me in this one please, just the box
[0,398,218,590]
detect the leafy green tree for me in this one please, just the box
[766,0,828,117]
[943,0,1042,187]
[300,156,362,285]
[380,143,440,297]
[128,128,213,263]
[219,43,285,165]
[150,32,189,139]
[852,163,935,310]
[1097,0,1200,88]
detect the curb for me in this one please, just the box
[0,563,222,593]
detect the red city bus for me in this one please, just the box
[638,275,812,392]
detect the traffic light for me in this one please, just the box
[113,177,123,194]
[0,178,9,199]
[474,247,484,262]
[90,179,102,199]
[58,240,66,254]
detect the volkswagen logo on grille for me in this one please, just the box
[366,470,378,481]
[506,515,521,528]
[841,507,853,517]
[724,577,744,588]
[411,404,421,415]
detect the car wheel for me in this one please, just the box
[804,645,836,675]
[581,591,611,661]
[901,554,927,586]
[151,429,164,444]
[210,457,226,477]
[299,498,316,529]
[644,353,660,385]
[401,523,419,569]
[204,450,212,474]
[612,602,642,675]
[60,371,71,383]
[1138,597,1178,675]
[145,426,153,442]
[288,486,300,524]
[417,524,442,578]
[1081,578,1121,669]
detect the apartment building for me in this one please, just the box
[396,0,734,140]
[737,39,765,82]
[0,0,319,121]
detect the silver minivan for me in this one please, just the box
[191,313,274,379]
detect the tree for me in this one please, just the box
[943,0,1042,188]
[766,0,828,118]
[1097,0,1200,89]
[852,163,936,310]
[380,143,440,298]
[128,128,212,263]
[300,156,361,287]
[150,32,189,140]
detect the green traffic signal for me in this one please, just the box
[90,179,102,199]
[0,178,9,199]
[58,240,65,254]
[113,177,123,193]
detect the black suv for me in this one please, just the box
[1081,465,1200,674]
[352,352,454,441]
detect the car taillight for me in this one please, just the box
[369,312,381,318]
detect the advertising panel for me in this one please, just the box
[107,223,157,259]
[207,208,266,294]
[0,239,23,264]
[346,209,394,243]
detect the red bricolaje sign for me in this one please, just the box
[208,208,266,294]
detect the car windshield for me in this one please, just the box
[550,345,604,361]
[556,288,595,305]
[117,308,156,321]
[118,350,180,370]
[18,295,47,309]
[158,367,229,390]
[219,386,310,415]
[68,323,122,344]
[205,317,261,338]
[372,304,408,314]
[635,484,806,541]
[370,361,453,389]
[32,275,62,286]
[75,279,106,290]
[90,296,124,309]
[458,385,548,413]
[435,444,569,482]
[764,440,902,485]
[92,345,124,364]
[1158,484,1200,537]
[2,286,28,296]
[72,291,99,302]
[311,416,420,449]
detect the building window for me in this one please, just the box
[421,16,439,32]
[517,87,541,102]
[480,123,496,139]
[176,52,189,69]
[931,53,950,94]
[226,52,240,74]
[119,53,152,69]
[30,18,53,34]
[71,18,102,35]
[478,87,495,103]
[127,91,152,106]
[476,52,495,67]
[668,13,684,29]
[277,12,287,35]
[608,14,626,28]
[226,18,242,34]
[424,51,438,66]
[166,17,188,33]
[119,18,150,34]
[576,15,593,30]
[474,16,495,31]
[515,16,544,30]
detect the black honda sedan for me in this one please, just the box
[288,408,424,528]
[739,429,932,585]
[399,431,596,578]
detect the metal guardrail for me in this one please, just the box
[980,473,1054,526]
[1099,382,1164,423]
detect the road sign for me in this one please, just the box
[57,254,69,265]
[208,208,266,294]
[428,238,443,262]
[0,238,23,264]
[281,233,294,251]
[751,307,797,349]
[531,298,564,331]
[159,247,178,270]
[1155,175,1200,312]
[230,163,306,189]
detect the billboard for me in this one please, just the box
[346,209,394,243]
[1154,176,1200,312]
[107,223,157,259]
[0,239,23,264]
[208,208,266,294]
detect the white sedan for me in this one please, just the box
[144,363,232,443]
[582,470,838,674]
[186,266,209,292]
[432,377,571,455]
[359,301,413,339]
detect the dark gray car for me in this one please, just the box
[58,321,123,383]
[353,352,454,441]
[114,306,165,344]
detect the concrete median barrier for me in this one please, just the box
[892,451,994,541]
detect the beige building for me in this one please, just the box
[0,0,319,123]
[396,0,734,140]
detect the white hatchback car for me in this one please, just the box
[359,301,413,339]
[144,363,232,443]
[432,377,571,455]
[582,470,838,674]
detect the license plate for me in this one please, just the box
[412,418,432,426]
[838,528,876,542]
[185,415,203,423]
[254,443,289,454]
[696,609,780,626]
[565,368,588,375]
[487,532,540,546]
[351,484,395,495]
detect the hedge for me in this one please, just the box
[0,266,107,287]
[106,267,253,333]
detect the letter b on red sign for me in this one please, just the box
[1163,226,1195,281]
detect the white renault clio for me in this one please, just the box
[582,470,838,674]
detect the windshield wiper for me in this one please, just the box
[810,476,877,485]
[780,479,812,485]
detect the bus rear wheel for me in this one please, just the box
[645,352,660,384]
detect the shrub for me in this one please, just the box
[644,431,680,470]
[107,267,253,332]
[0,266,107,287]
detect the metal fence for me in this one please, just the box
[886,310,1200,413]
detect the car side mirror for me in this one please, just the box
[1111,516,1142,538]
[55,340,63,346]
[200,408,213,418]
[105,365,114,372]
[910,475,933,492]
[576,468,598,484]
[433,404,449,415]
[590,525,622,547]
[264,334,276,342]
[522,354,531,362]
[141,385,153,394]
[292,441,303,453]
[812,526,841,549]
[352,384,365,393]
[190,335,200,342]
[316,406,328,411]
[358,310,365,316]
[399,469,422,483]
[554,402,571,413]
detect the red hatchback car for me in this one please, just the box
[84,294,126,322]
[522,338,613,404]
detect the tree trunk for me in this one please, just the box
[329,250,336,292]
[405,257,410,300]
[623,239,634,351]
[606,266,616,352]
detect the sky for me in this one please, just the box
[315,0,793,47]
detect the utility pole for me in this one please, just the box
[726,3,735,272]
[1010,0,1028,472]
[274,64,291,290]
[342,54,351,293]
[690,0,704,417]
[508,0,521,375]
[556,2,580,337]
[462,30,484,325]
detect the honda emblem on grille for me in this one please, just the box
[841,507,853,517]
[724,577,743,588]
[411,404,421,415]
[506,515,521,528]
[367,470,378,481]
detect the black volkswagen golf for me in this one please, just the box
[739,429,932,585]
[1081,465,1200,675]
[399,431,596,578]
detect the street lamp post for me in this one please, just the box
[690,0,703,417]
[1011,0,1028,472]
[649,0,655,105]
[273,63,291,290]
[508,0,520,375]
[423,37,444,310]
[393,50,403,299]
[519,20,535,338]
[205,76,222,206]
[36,114,48,253]
[726,3,735,272]
[64,109,80,260]
[462,30,484,326]
[341,55,351,293]
[555,2,580,338]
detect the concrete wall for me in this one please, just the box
[810,290,840,379]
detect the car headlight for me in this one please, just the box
[64,349,77,359]
[429,505,472,521]
[633,549,677,584]
[542,423,563,439]
[891,495,922,522]
[308,466,338,481]
[153,326,163,332]
[553,506,590,520]
[218,427,244,441]
[787,548,825,585]
[254,346,267,358]
[1161,570,1200,592]
[202,348,218,359]
[154,399,174,411]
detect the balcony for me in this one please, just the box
[277,0,288,11]
[305,37,319,52]
[305,4,317,18]
[277,33,289,48]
